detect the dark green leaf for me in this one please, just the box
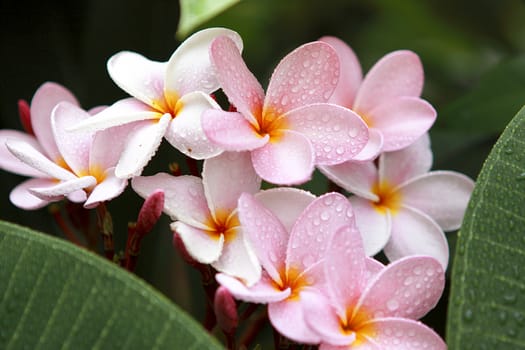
[447,105,525,349]
[0,220,223,350]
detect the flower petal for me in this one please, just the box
[29,176,95,201]
[165,91,224,159]
[355,256,445,321]
[84,169,127,208]
[264,41,339,116]
[0,130,46,177]
[368,97,436,152]
[359,318,446,350]
[320,36,362,108]
[5,139,76,181]
[400,171,474,231]
[52,102,93,176]
[351,128,383,162]
[216,272,290,304]
[285,103,369,165]
[202,110,269,151]
[254,187,316,232]
[238,192,289,284]
[385,206,449,269]
[166,28,243,95]
[318,161,378,201]
[115,114,171,178]
[10,178,55,210]
[349,196,392,257]
[171,222,223,264]
[251,130,314,185]
[353,50,424,114]
[212,228,261,286]
[379,133,432,188]
[203,151,260,216]
[107,51,167,107]
[269,298,321,344]
[209,35,264,125]
[30,82,79,160]
[287,193,354,273]
[132,173,211,229]
[89,123,135,171]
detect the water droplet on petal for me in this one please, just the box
[386,299,399,311]
[320,211,330,221]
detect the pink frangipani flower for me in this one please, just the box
[202,36,369,185]
[70,28,243,178]
[132,151,262,285]
[320,134,474,269]
[301,224,446,349]
[216,192,359,344]
[320,36,437,160]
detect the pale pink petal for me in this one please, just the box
[69,98,161,132]
[165,91,224,159]
[351,128,383,162]
[30,82,79,160]
[132,173,211,229]
[353,50,424,114]
[5,139,76,181]
[52,102,93,176]
[171,222,223,264]
[210,36,264,125]
[400,171,474,231]
[10,178,55,210]
[87,105,107,115]
[318,161,378,201]
[320,36,362,107]
[385,206,449,269]
[216,272,290,304]
[379,133,432,187]
[269,298,321,344]
[254,187,316,232]
[349,196,392,257]
[237,193,288,284]
[67,190,88,203]
[302,290,356,346]
[115,114,171,178]
[287,193,354,273]
[89,123,135,170]
[84,170,127,208]
[0,130,46,177]
[368,97,436,152]
[251,130,314,185]
[355,256,444,322]
[359,318,446,350]
[320,344,372,350]
[211,228,261,286]
[285,103,369,165]
[166,28,243,95]
[29,176,95,201]
[107,51,167,107]
[365,257,385,280]
[203,151,260,216]
[202,110,269,151]
[264,41,339,117]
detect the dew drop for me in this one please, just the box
[348,127,358,138]
[335,146,345,155]
[463,308,474,322]
[503,292,517,305]
[320,211,330,221]
[386,299,400,311]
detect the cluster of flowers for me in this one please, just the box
[0,27,475,348]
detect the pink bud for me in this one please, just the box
[18,99,34,135]
[135,190,164,236]
[214,286,238,334]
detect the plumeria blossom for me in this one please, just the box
[0,82,110,209]
[320,36,436,160]
[217,192,366,343]
[6,101,128,209]
[320,133,474,268]
[132,151,262,285]
[70,28,244,178]
[301,224,446,349]
[202,36,369,185]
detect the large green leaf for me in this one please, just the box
[447,106,525,349]
[0,220,223,350]
[177,0,241,39]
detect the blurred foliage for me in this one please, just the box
[177,0,241,38]
[1,0,525,347]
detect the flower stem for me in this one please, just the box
[96,202,114,260]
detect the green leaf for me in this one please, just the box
[447,105,525,349]
[177,0,241,39]
[438,55,525,134]
[0,220,223,350]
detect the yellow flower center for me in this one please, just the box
[272,266,310,301]
[152,90,182,119]
[371,180,402,215]
[204,209,240,242]
[339,307,377,346]
[252,107,288,143]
